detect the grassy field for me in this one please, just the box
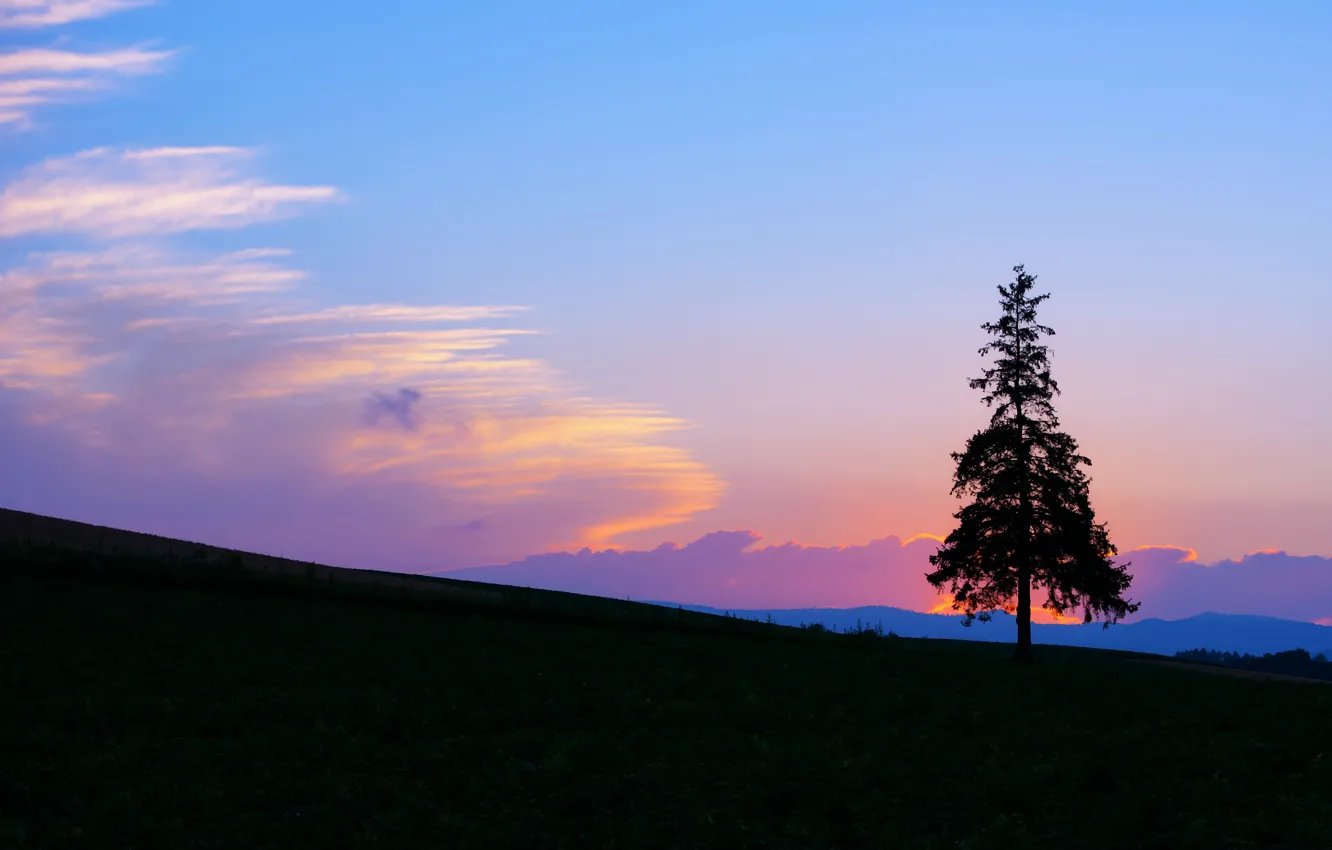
[2,539,1331,849]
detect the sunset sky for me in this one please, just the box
[2,2,1329,619]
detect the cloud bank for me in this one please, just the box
[443,532,948,611]
[440,534,1332,625]
[1125,546,1332,624]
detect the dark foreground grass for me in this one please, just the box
[2,555,1331,849]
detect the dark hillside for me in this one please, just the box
[1,514,1331,849]
[0,507,784,639]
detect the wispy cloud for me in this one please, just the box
[252,304,531,326]
[0,45,170,75]
[0,0,151,28]
[0,243,723,568]
[0,245,307,396]
[0,46,173,127]
[41,244,298,295]
[0,146,340,237]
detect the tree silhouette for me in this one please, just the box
[926,265,1138,661]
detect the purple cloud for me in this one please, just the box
[362,388,423,431]
[1126,546,1332,624]
[438,531,948,611]
[437,534,1332,625]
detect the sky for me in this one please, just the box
[1,2,1329,620]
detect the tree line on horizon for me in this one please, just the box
[1175,647,1332,681]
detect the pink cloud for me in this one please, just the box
[0,46,172,75]
[0,147,340,236]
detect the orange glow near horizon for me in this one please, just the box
[927,595,1085,625]
[903,532,946,545]
[1129,545,1199,562]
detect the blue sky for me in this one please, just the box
[1,1,1329,580]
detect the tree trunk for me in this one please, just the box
[1012,290,1034,662]
[1014,562,1033,661]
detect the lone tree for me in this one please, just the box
[926,265,1138,661]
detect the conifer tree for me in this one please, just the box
[926,265,1138,661]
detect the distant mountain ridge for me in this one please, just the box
[438,530,1332,626]
[643,602,1332,658]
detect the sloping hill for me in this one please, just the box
[2,509,1331,848]
[0,506,781,638]
[0,506,502,600]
